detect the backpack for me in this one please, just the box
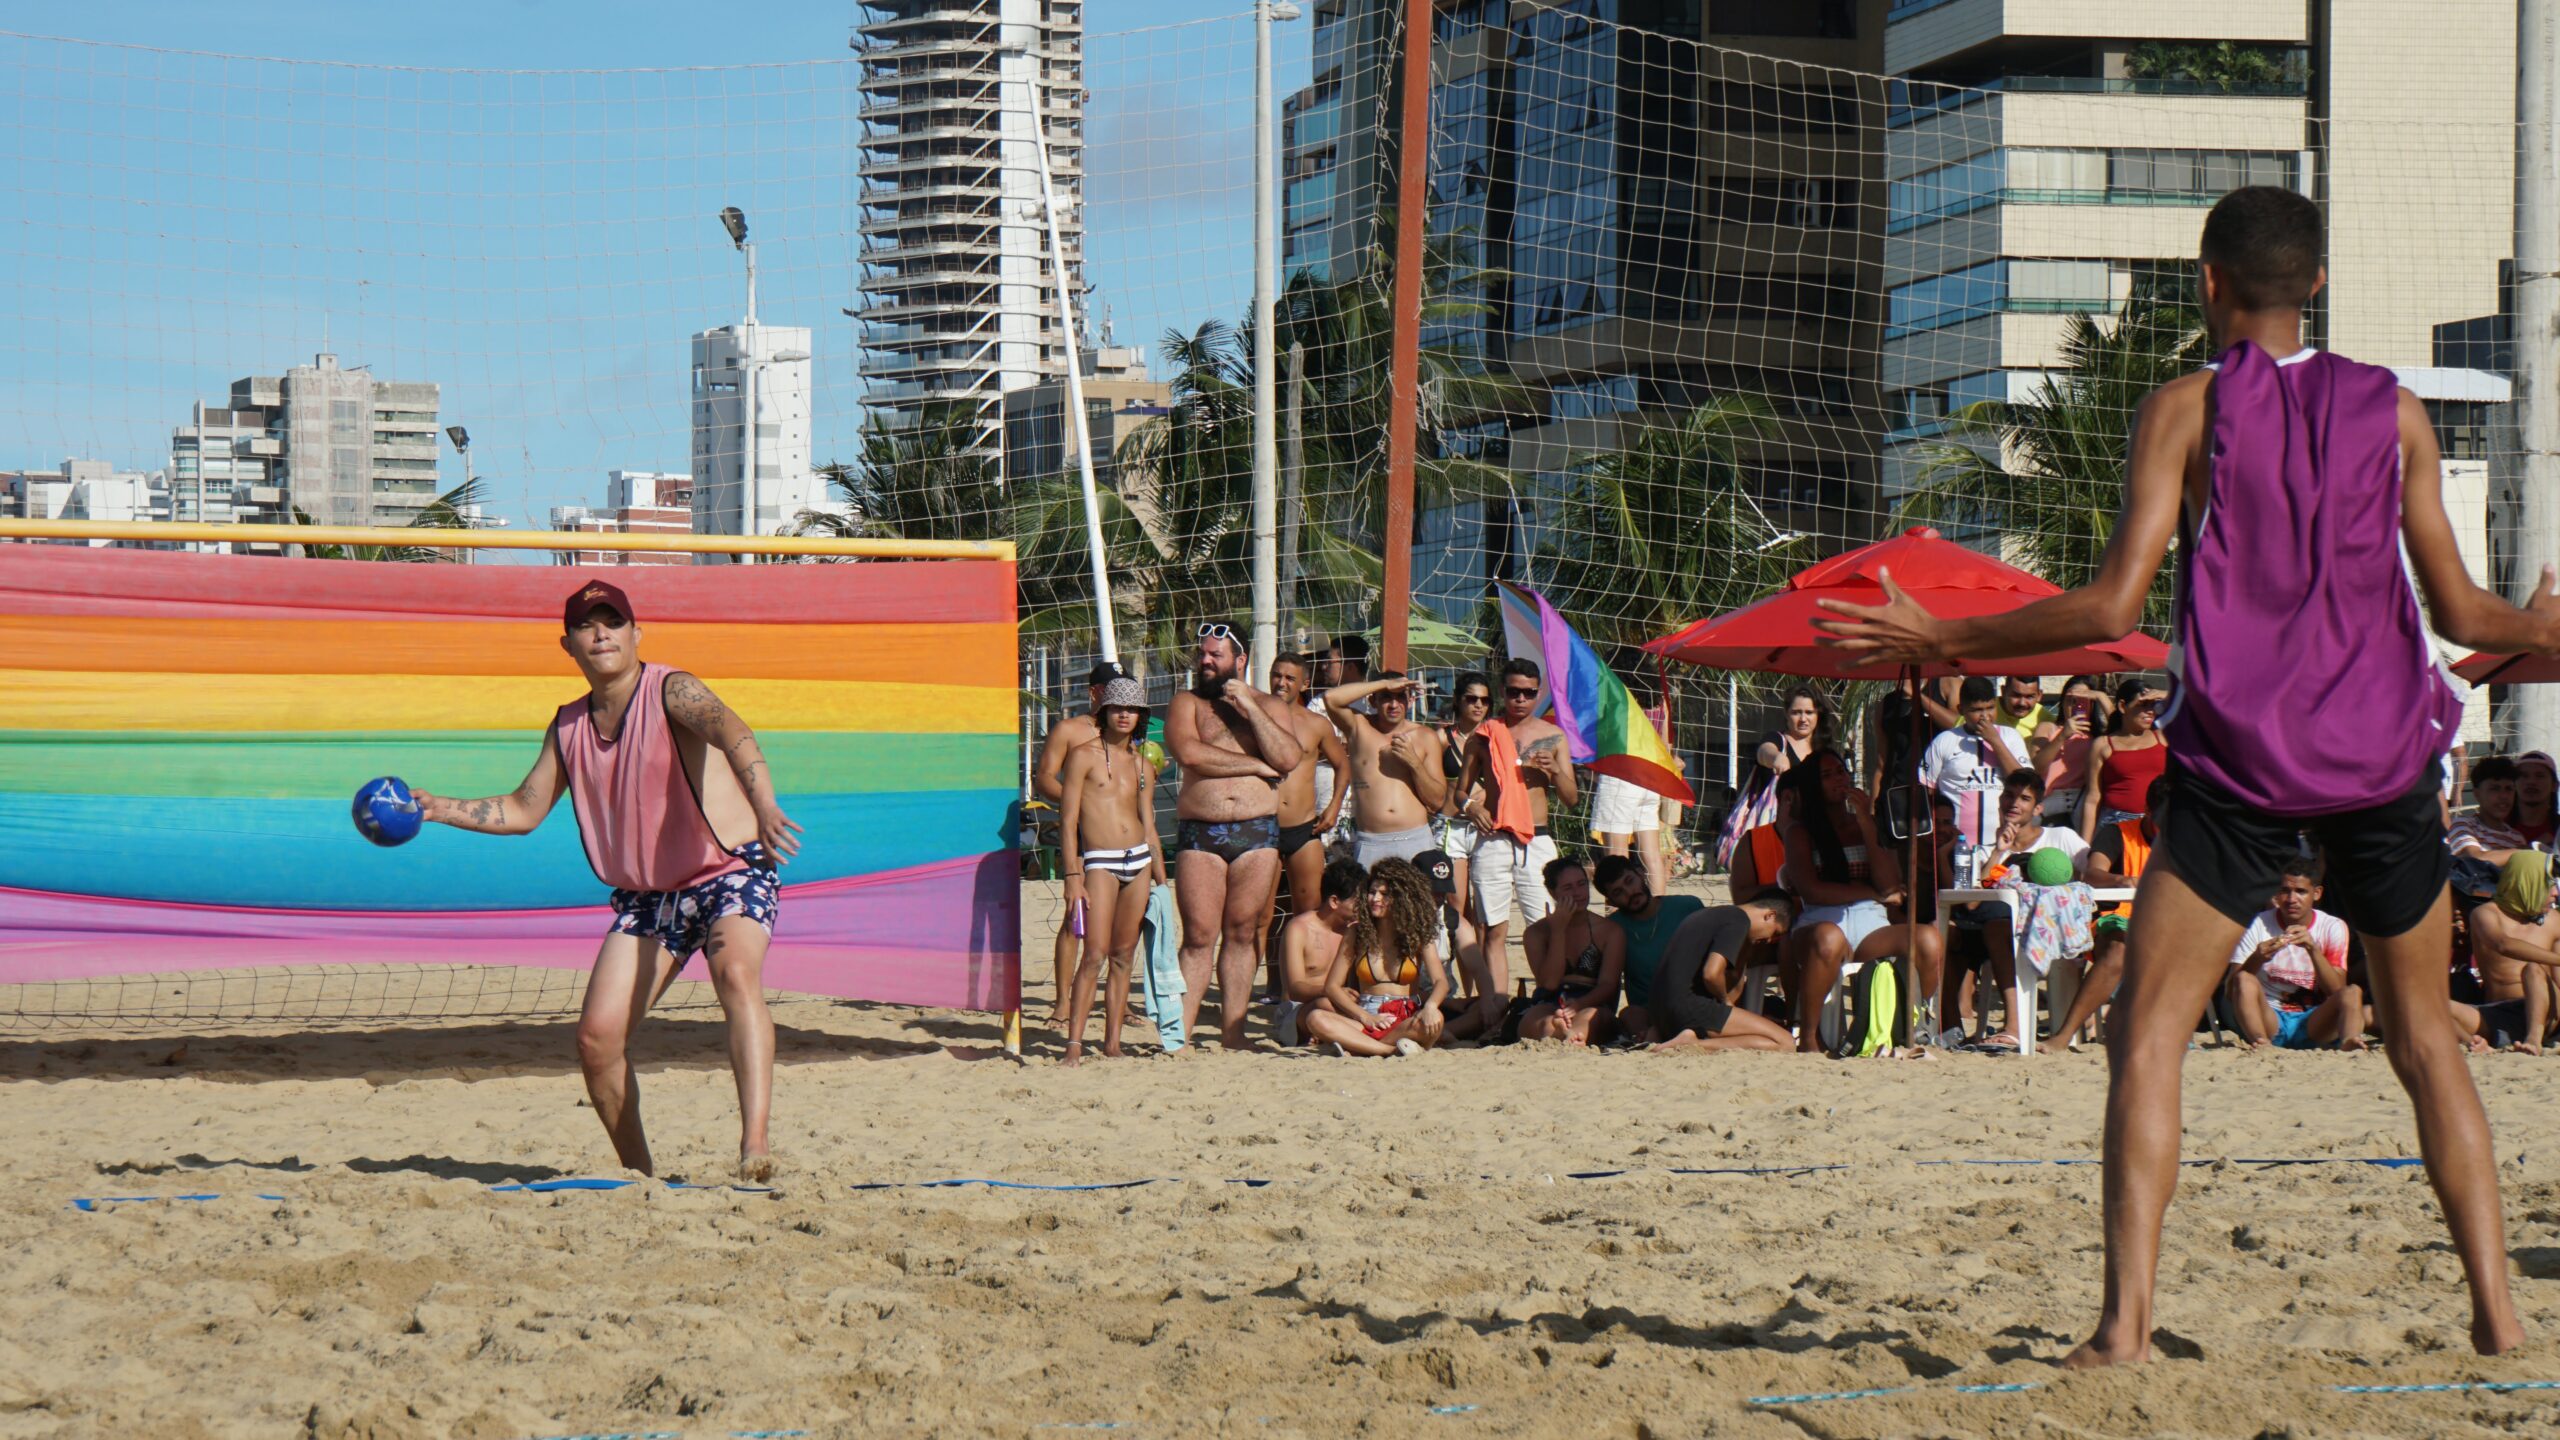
[1830,958,1902,1059]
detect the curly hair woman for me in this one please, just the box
[1301,857,1452,1055]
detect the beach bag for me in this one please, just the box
[1832,958,1901,1059]
[1715,762,1780,869]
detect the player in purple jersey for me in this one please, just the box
[1818,186,2560,1365]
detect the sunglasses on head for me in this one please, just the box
[1197,622,1239,644]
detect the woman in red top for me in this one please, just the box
[2078,679,2170,839]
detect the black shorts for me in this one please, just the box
[2161,758,2448,938]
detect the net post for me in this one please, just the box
[1379,0,1432,674]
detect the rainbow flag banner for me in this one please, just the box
[1495,580,1693,804]
[0,545,1021,1012]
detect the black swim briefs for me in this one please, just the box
[1178,816,1278,862]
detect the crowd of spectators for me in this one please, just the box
[1039,642,2557,1060]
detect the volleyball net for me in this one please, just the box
[0,9,2537,1029]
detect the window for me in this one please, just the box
[1712,0,1854,38]
[1888,260,2001,337]
[1704,80,1859,135]
[1704,176,1856,229]
[2009,259,2112,310]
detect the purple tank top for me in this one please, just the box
[2162,341,2460,819]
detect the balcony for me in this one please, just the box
[1889,71,2308,128]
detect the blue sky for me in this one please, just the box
[0,1,1303,530]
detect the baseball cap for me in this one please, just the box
[1086,659,1128,689]
[1097,676,1147,712]
[563,578,634,630]
[1417,851,1457,898]
[2522,750,2558,777]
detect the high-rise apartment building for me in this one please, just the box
[690,322,821,540]
[853,0,1087,435]
[1879,0,2513,498]
[0,459,171,542]
[552,469,695,566]
[207,353,442,530]
[1286,0,1891,621]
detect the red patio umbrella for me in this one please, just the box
[1643,526,2170,678]
[2451,650,2558,686]
[1642,527,2169,1055]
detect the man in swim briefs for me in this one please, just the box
[1035,659,1127,1027]
[1166,624,1305,1049]
[414,579,801,1181]
[1263,653,1350,988]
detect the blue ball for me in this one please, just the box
[353,776,422,847]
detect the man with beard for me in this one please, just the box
[1165,624,1305,1048]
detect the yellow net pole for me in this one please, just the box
[0,519,1014,562]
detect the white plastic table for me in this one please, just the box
[1935,886,2137,1055]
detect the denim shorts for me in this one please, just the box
[1795,899,1889,953]
[608,844,780,961]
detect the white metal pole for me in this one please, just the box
[1250,0,1281,684]
[2517,0,2560,752]
[740,241,759,566]
[1726,673,1739,790]
[1281,339,1305,636]
[1021,58,1118,661]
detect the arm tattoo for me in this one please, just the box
[662,672,726,737]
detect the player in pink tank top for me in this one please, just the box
[410,578,803,1181]
[1818,188,2560,1365]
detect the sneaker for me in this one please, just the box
[1394,1038,1423,1057]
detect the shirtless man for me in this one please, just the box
[1271,857,1364,1048]
[1035,660,1126,1027]
[1263,653,1350,987]
[1325,671,1450,870]
[1165,624,1305,1048]
[1448,657,1579,1038]
[1058,676,1166,1066]
[2461,851,2560,1055]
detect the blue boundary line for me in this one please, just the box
[1749,1381,2041,1407]
[72,1158,2429,1209]
[2334,1380,2560,1395]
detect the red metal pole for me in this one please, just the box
[1379,0,1431,674]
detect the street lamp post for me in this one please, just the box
[444,425,474,566]
[720,206,758,564]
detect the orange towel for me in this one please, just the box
[1480,719,1537,844]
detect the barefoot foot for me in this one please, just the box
[737,1150,777,1184]
[1062,1041,1084,1069]
[2058,1331,2151,1370]
[2474,1311,2525,1356]
[1100,1042,1124,1059]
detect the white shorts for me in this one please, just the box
[1795,899,1890,954]
[1589,774,1660,835]
[1471,831,1557,928]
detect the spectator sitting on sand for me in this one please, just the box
[1516,854,1625,1046]
[1592,853,1705,1044]
[2224,855,2366,1051]
[1649,892,1799,1053]
[2456,850,2560,1055]
[1300,857,1451,1057]
[1271,857,1364,1049]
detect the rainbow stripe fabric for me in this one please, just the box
[0,545,1021,1011]
[1495,580,1693,804]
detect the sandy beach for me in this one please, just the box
[7,879,2560,1438]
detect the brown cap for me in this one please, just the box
[563,578,634,630]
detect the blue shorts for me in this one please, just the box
[2271,1004,2316,1050]
[608,844,780,961]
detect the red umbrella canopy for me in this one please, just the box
[1643,527,2171,680]
[2452,651,2560,686]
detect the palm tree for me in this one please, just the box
[1528,394,1809,654]
[290,476,493,562]
[1893,275,2206,634]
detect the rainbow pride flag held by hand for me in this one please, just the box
[1495,581,1693,804]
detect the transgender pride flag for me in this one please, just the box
[1495,581,1693,803]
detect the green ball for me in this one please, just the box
[2023,847,2075,888]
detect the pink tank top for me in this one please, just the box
[553,663,744,893]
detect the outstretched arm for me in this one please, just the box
[1816,378,2197,664]
[662,670,804,863]
[2400,388,2560,653]
[416,731,565,836]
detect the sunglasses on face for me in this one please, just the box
[1505,687,1538,699]
[1460,693,1490,705]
